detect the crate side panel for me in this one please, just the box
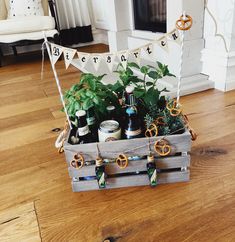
[68,155,190,178]
[71,171,190,192]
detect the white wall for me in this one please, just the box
[201,0,235,91]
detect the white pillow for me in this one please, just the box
[8,0,44,18]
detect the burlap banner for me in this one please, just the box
[50,28,182,71]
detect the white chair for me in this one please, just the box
[0,0,59,66]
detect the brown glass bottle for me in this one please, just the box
[76,110,93,144]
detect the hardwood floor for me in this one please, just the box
[0,45,235,242]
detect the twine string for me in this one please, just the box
[41,40,47,80]
[42,33,72,129]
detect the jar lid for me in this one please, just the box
[99,120,120,133]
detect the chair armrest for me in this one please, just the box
[48,0,60,32]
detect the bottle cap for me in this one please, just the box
[106,105,115,111]
[76,110,86,117]
[96,157,103,166]
[147,155,155,163]
[125,86,134,93]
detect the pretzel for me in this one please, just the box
[55,121,70,154]
[155,116,165,125]
[154,139,171,156]
[70,153,84,170]
[116,154,128,169]
[176,14,193,31]
[183,115,198,141]
[145,123,158,137]
[166,100,182,117]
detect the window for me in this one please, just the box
[133,0,167,33]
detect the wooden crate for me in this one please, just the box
[63,130,192,192]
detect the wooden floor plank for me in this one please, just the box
[0,202,41,242]
[0,44,235,242]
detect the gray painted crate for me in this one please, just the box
[63,130,192,192]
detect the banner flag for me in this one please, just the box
[103,53,116,72]
[63,48,77,69]
[130,48,141,65]
[77,52,90,68]
[158,36,168,52]
[51,43,63,65]
[168,29,181,44]
[117,51,129,70]
[91,54,102,71]
[143,43,154,57]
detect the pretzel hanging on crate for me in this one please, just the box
[166,100,182,117]
[116,154,129,169]
[70,153,85,170]
[145,123,158,137]
[183,115,198,141]
[154,139,171,157]
[55,121,70,153]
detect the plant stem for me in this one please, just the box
[143,73,147,91]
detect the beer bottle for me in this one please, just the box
[146,154,157,187]
[75,110,92,144]
[95,158,106,188]
[124,86,136,107]
[86,107,98,142]
[124,106,142,139]
[106,105,116,120]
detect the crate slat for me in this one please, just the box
[68,155,190,178]
[72,171,190,192]
[64,130,191,161]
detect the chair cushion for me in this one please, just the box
[0,16,55,35]
[2,0,49,19]
[0,29,58,43]
[7,0,44,18]
[0,0,7,20]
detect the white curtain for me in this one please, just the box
[56,0,92,30]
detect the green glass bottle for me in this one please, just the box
[146,154,157,187]
[95,158,106,189]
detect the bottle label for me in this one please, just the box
[87,116,95,126]
[78,125,89,136]
[125,129,141,137]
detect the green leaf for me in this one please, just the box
[148,71,159,80]
[86,90,94,98]
[97,74,106,81]
[147,64,155,69]
[146,82,153,87]
[87,78,96,90]
[128,62,140,69]
[140,66,149,74]
[134,88,145,98]
[126,68,133,76]
[166,73,176,77]
[74,102,81,112]
[82,98,93,110]
[157,61,164,69]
